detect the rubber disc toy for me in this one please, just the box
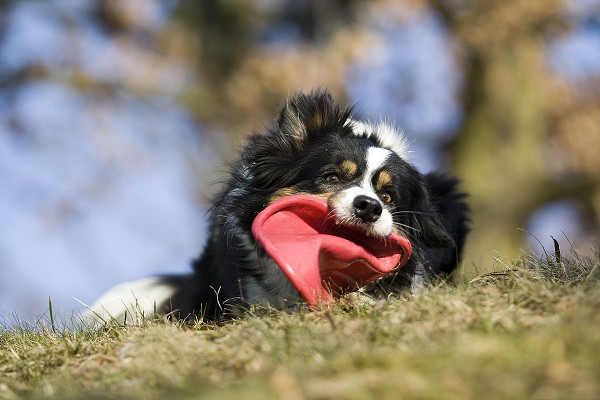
[252,195,412,305]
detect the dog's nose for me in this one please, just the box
[352,195,382,223]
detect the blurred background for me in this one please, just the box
[1,0,599,324]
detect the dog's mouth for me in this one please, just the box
[252,195,412,305]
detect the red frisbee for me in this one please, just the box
[251,195,412,305]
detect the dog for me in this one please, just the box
[86,90,469,324]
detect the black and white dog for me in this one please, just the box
[87,90,469,323]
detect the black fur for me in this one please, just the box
[160,90,470,321]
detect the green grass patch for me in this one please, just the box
[2,251,600,399]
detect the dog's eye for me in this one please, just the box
[381,192,393,204]
[323,173,341,183]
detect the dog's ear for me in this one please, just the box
[276,89,351,143]
[405,175,455,248]
[411,198,454,248]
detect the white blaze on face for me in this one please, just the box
[362,147,391,191]
[329,146,394,237]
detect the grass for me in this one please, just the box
[1,250,600,399]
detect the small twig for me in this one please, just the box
[48,297,57,334]
[550,235,566,275]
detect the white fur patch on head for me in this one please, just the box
[346,119,411,160]
[363,147,391,190]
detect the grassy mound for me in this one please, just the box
[1,251,599,399]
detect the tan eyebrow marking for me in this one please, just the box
[269,188,333,204]
[375,170,393,191]
[269,188,297,203]
[340,160,358,177]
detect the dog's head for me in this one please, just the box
[243,90,453,248]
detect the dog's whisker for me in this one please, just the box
[323,210,338,225]
[392,222,421,233]
[391,210,437,217]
